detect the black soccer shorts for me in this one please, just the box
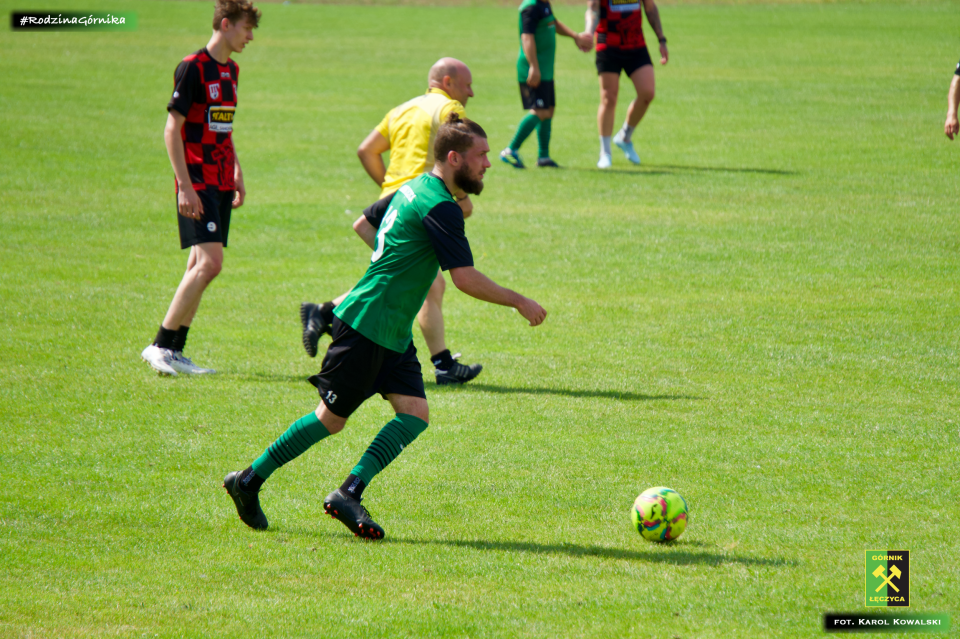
[519,80,556,110]
[596,46,653,77]
[177,187,233,249]
[308,318,426,419]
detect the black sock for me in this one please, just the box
[431,349,454,369]
[239,466,265,492]
[340,474,366,500]
[318,301,335,325]
[154,326,177,350]
[172,326,190,353]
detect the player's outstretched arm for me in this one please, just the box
[456,194,473,218]
[946,75,960,140]
[449,266,546,326]
[163,111,203,219]
[357,129,390,186]
[642,0,668,64]
[555,19,592,52]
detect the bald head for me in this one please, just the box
[428,57,473,107]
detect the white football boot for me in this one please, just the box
[597,152,612,169]
[170,352,216,375]
[613,131,641,165]
[141,344,178,376]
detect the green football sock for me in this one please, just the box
[537,117,552,159]
[510,113,541,151]
[351,413,429,486]
[251,411,331,480]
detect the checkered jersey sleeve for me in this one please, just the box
[955,56,960,76]
[422,201,473,271]
[167,60,200,117]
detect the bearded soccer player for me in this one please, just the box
[141,0,259,376]
[224,115,547,539]
[585,0,668,169]
[301,59,485,386]
[500,0,593,169]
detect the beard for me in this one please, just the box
[453,164,484,196]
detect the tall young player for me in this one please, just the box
[499,0,593,169]
[224,116,547,539]
[141,0,260,376]
[585,0,668,169]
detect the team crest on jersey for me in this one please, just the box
[207,82,220,101]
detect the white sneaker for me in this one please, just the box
[142,344,177,376]
[597,153,612,169]
[170,351,216,375]
[613,132,641,164]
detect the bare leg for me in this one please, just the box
[417,269,447,357]
[625,64,656,128]
[598,72,621,137]
[314,402,348,435]
[161,242,223,330]
[387,393,429,423]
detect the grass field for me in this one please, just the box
[2,0,959,636]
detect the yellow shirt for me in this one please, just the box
[375,88,466,198]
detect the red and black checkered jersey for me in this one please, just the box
[167,48,239,191]
[597,0,646,52]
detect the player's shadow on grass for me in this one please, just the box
[651,163,797,176]
[567,164,796,176]
[435,383,702,402]
[226,372,309,384]
[390,537,795,568]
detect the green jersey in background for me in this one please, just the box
[516,0,557,83]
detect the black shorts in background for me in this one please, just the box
[177,187,233,249]
[520,80,556,110]
[596,46,653,77]
[308,318,426,419]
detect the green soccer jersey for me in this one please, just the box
[516,0,557,83]
[334,173,474,353]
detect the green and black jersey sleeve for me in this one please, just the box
[520,1,548,34]
[422,201,473,271]
[363,192,397,228]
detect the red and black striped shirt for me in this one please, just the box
[167,48,239,191]
[597,0,646,52]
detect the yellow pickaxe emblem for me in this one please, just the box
[873,564,901,592]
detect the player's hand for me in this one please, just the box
[659,42,669,65]
[946,115,959,140]
[177,185,203,220]
[576,32,594,52]
[516,297,546,327]
[527,67,541,89]
[457,194,473,218]
[233,171,246,208]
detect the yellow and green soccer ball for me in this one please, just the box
[632,487,689,542]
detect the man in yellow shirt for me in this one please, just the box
[300,58,483,386]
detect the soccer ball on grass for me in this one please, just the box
[632,486,689,542]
